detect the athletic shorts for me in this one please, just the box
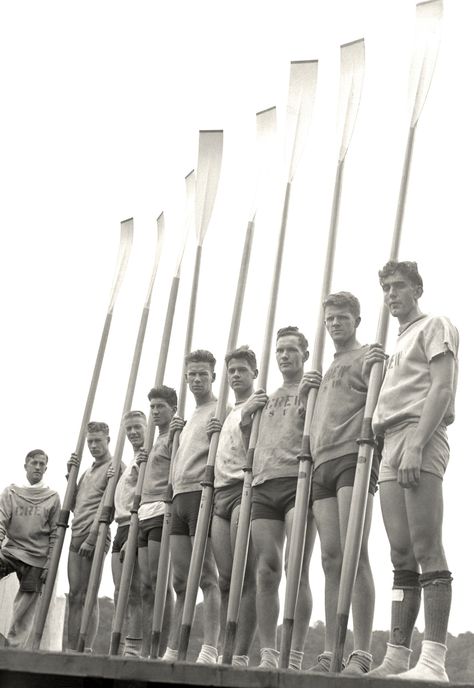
[312,453,379,502]
[213,482,243,521]
[69,531,111,554]
[251,476,300,521]
[138,515,164,547]
[0,551,43,592]
[379,422,449,483]
[112,524,129,554]
[170,491,210,537]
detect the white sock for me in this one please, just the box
[124,637,142,656]
[289,649,304,671]
[161,647,178,662]
[232,654,249,667]
[196,644,218,664]
[259,647,279,669]
[343,649,373,674]
[396,640,448,682]
[367,643,412,677]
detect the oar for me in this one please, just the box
[77,214,165,652]
[279,39,366,668]
[148,131,223,658]
[30,219,134,650]
[109,172,195,656]
[331,0,443,672]
[177,107,276,661]
[223,60,318,664]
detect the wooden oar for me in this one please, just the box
[77,214,165,652]
[279,39,366,668]
[331,0,443,672]
[148,131,223,657]
[30,219,134,650]
[223,60,318,664]
[177,107,276,661]
[109,172,195,656]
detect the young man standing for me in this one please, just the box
[209,346,267,667]
[110,410,148,657]
[247,326,320,670]
[368,261,458,682]
[164,350,220,664]
[300,292,385,674]
[137,385,176,658]
[66,421,114,652]
[0,449,60,647]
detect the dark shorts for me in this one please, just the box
[112,524,129,554]
[251,477,299,522]
[0,551,43,593]
[170,491,210,537]
[138,515,164,547]
[312,453,379,502]
[213,482,243,521]
[69,531,111,554]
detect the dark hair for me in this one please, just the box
[87,421,109,435]
[147,385,178,407]
[184,349,216,372]
[225,345,258,372]
[276,326,309,353]
[378,261,423,292]
[323,291,360,319]
[122,410,147,425]
[25,449,48,464]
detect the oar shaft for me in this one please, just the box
[178,245,202,409]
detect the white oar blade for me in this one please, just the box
[108,218,134,312]
[175,170,195,277]
[409,0,443,127]
[286,60,318,182]
[338,39,365,162]
[144,212,165,306]
[250,106,277,219]
[195,130,224,246]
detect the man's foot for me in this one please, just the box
[288,649,304,671]
[232,654,249,667]
[394,641,449,682]
[161,647,178,662]
[342,650,373,675]
[196,644,218,664]
[309,652,332,672]
[258,647,279,669]
[367,643,412,677]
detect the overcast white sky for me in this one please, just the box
[0,0,472,635]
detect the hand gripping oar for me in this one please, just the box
[331,1,443,672]
[77,215,165,652]
[223,60,318,664]
[148,131,223,658]
[279,39,366,668]
[109,172,195,656]
[30,219,133,651]
[177,107,276,661]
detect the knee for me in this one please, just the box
[200,567,219,594]
[218,574,230,597]
[320,547,342,579]
[390,543,417,571]
[412,537,445,569]
[68,588,84,606]
[257,559,281,593]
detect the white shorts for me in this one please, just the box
[379,422,449,483]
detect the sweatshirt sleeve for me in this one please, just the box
[0,488,12,546]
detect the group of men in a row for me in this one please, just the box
[0,260,459,682]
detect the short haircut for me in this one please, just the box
[184,349,216,372]
[378,260,423,292]
[225,345,258,372]
[87,421,109,435]
[25,449,48,464]
[323,291,360,319]
[122,410,147,426]
[276,326,309,354]
[147,385,178,408]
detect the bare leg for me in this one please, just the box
[168,534,192,651]
[67,548,96,650]
[198,538,220,648]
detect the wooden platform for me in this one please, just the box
[1,649,474,688]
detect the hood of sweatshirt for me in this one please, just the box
[9,485,58,504]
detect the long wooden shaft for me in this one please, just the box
[177,220,255,660]
[331,125,416,672]
[110,273,181,655]
[78,305,150,651]
[223,181,291,662]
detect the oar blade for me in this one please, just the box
[144,212,165,306]
[195,130,224,246]
[338,38,365,162]
[249,106,278,219]
[174,170,196,277]
[108,217,134,312]
[286,59,318,182]
[409,0,443,127]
